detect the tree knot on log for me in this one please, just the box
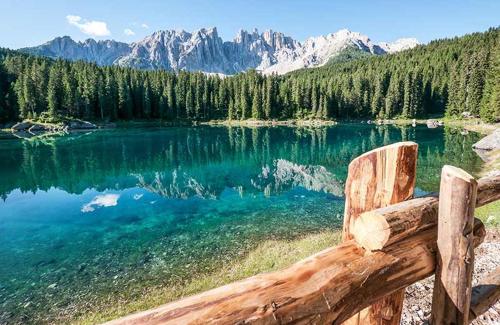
[380,306,395,320]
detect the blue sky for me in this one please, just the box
[0,0,498,49]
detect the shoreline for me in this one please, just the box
[2,117,498,134]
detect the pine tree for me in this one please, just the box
[411,71,424,117]
[371,76,384,117]
[158,94,168,120]
[185,85,194,118]
[385,75,401,118]
[251,83,262,119]
[143,77,152,118]
[466,51,487,116]
[24,66,38,118]
[104,71,117,120]
[311,81,318,117]
[480,40,500,122]
[446,61,466,117]
[240,82,250,120]
[263,78,272,119]
[62,66,78,117]
[118,74,132,119]
[47,65,63,118]
[194,74,203,119]
[402,72,412,117]
[166,77,175,118]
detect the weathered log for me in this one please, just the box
[351,173,499,251]
[342,141,418,325]
[476,174,500,207]
[469,266,500,321]
[104,221,486,325]
[431,165,478,325]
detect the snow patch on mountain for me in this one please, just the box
[378,38,420,53]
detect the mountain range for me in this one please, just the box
[20,27,419,75]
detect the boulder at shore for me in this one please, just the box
[473,129,500,151]
[10,120,97,133]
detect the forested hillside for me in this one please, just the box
[0,28,498,124]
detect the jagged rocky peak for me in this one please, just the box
[232,28,299,50]
[261,29,299,50]
[21,35,130,65]
[21,27,419,75]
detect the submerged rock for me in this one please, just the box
[28,124,48,132]
[68,121,97,130]
[11,121,33,132]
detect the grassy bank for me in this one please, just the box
[477,201,500,228]
[74,231,341,324]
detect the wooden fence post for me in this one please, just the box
[431,165,478,324]
[342,141,418,325]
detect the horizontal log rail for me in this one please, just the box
[104,174,499,325]
[351,175,499,251]
[105,223,486,325]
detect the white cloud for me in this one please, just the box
[66,15,111,37]
[124,28,135,36]
[81,194,120,212]
[141,23,149,29]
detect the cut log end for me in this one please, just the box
[351,211,390,251]
[441,164,477,185]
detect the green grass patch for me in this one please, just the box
[476,200,500,228]
[73,230,341,325]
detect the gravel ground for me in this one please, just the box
[401,229,500,324]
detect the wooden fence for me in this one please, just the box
[105,142,500,325]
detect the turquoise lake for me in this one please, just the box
[0,124,483,324]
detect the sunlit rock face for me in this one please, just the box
[21,28,418,75]
[21,36,131,66]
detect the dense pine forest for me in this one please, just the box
[0,28,498,124]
